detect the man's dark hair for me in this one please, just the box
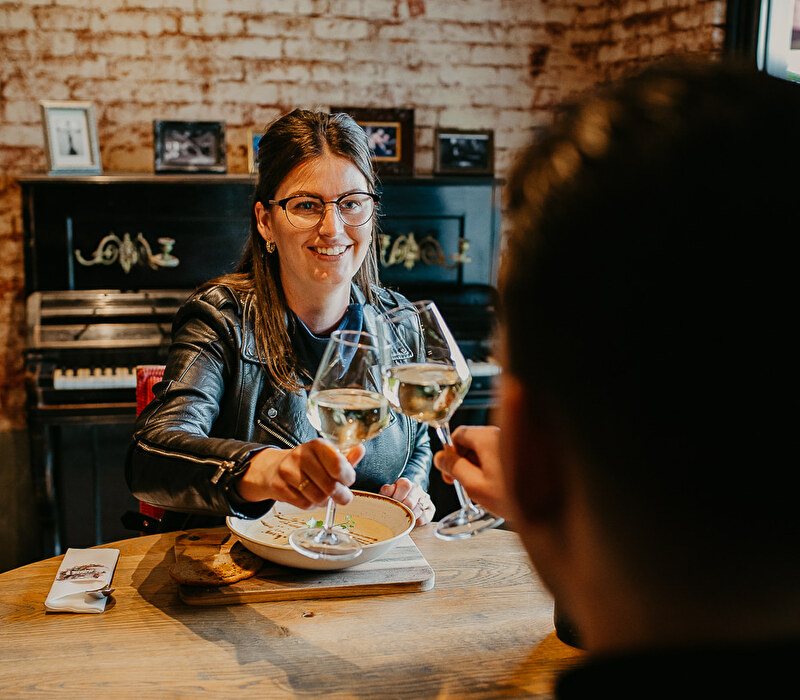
[501,59,799,604]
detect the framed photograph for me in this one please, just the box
[330,106,414,176]
[153,120,227,174]
[40,100,102,175]
[247,129,262,174]
[434,128,494,176]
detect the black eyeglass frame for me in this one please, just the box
[267,191,381,229]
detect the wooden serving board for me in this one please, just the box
[177,534,435,606]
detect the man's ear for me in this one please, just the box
[254,201,272,242]
[500,375,566,524]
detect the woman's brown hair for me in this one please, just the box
[214,109,381,391]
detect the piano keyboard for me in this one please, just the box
[467,360,501,378]
[53,367,137,390]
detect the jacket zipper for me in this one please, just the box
[256,419,300,449]
[137,440,237,485]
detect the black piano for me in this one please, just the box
[20,174,502,558]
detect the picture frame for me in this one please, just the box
[330,106,414,176]
[434,128,494,176]
[247,129,262,174]
[153,120,227,174]
[40,100,102,175]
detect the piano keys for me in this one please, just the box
[52,366,137,390]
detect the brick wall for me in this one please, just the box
[0,0,726,430]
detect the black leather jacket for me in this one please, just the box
[126,283,431,525]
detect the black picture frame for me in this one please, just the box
[434,128,494,176]
[153,120,227,174]
[330,106,414,176]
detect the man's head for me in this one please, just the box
[498,59,800,649]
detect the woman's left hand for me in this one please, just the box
[379,477,435,526]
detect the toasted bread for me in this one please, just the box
[169,529,263,586]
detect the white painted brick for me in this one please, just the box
[244,60,310,83]
[54,0,125,7]
[436,106,499,130]
[131,81,206,102]
[247,16,313,39]
[42,31,77,56]
[282,38,348,61]
[3,100,41,124]
[376,22,413,41]
[47,56,109,79]
[0,125,42,147]
[214,36,282,59]
[122,0,194,9]
[356,0,397,20]
[0,6,34,30]
[92,10,179,34]
[439,64,506,86]
[182,13,245,36]
[312,17,371,41]
[194,0,317,13]
[505,24,549,44]
[214,80,279,104]
[343,39,411,64]
[469,44,529,66]
[91,34,149,57]
[333,0,363,17]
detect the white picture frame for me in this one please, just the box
[40,100,102,175]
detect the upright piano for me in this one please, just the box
[19,174,502,557]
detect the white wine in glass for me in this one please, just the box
[289,329,390,560]
[382,300,504,540]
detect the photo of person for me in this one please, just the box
[153,120,226,173]
[439,133,489,169]
[162,126,219,166]
[41,101,101,173]
[435,129,494,174]
[362,122,400,162]
[49,111,90,161]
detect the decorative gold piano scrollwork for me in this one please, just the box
[378,232,472,270]
[74,233,180,274]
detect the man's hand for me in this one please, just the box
[433,425,510,519]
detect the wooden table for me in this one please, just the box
[0,525,584,697]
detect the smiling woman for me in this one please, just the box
[126,110,435,537]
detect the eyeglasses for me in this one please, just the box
[268,192,380,229]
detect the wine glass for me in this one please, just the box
[289,329,391,560]
[381,300,504,540]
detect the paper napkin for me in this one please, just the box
[44,547,120,613]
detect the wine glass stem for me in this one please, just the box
[435,422,482,514]
[322,496,337,532]
[321,445,346,533]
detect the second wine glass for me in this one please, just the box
[381,300,504,540]
[289,329,390,560]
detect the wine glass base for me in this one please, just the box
[435,507,504,540]
[289,527,363,560]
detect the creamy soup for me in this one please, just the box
[256,509,394,547]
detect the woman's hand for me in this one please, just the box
[380,477,436,526]
[236,439,364,508]
[433,425,510,519]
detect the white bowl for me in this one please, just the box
[226,490,415,571]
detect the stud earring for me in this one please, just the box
[264,239,276,254]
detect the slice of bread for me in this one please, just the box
[170,529,263,586]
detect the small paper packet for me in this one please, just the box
[44,547,120,613]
